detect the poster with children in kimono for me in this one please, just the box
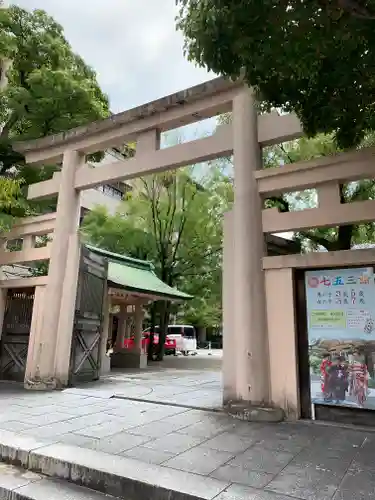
[305,267,375,409]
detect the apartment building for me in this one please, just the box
[80,148,133,220]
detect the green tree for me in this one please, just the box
[82,166,232,358]
[176,0,375,148]
[180,267,222,331]
[0,5,110,227]
[0,176,26,231]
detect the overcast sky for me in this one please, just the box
[12,0,213,113]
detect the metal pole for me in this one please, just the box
[208,340,212,356]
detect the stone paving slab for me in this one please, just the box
[63,369,223,410]
[214,484,296,500]
[0,461,43,492]
[0,371,375,499]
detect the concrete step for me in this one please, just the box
[0,462,117,500]
[0,430,229,500]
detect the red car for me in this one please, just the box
[123,332,176,355]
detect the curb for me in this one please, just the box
[0,462,115,500]
[0,430,229,500]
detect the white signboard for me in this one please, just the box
[305,267,375,410]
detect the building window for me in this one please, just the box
[96,184,124,200]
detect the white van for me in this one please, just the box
[144,324,197,355]
[166,325,197,355]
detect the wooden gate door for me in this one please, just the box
[0,288,34,382]
[69,246,108,384]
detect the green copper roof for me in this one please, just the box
[86,245,192,301]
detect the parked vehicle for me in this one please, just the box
[143,325,197,355]
[123,332,176,355]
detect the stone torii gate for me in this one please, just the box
[11,77,302,406]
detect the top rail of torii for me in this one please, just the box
[13,76,302,200]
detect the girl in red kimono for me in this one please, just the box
[320,353,332,400]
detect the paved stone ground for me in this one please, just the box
[0,361,375,499]
[93,366,222,409]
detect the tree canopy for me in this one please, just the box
[176,0,375,148]
[0,176,26,231]
[0,6,110,226]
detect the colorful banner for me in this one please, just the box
[305,267,375,410]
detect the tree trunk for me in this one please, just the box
[197,326,207,345]
[156,301,170,361]
[147,302,157,361]
[334,186,353,251]
[335,224,353,251]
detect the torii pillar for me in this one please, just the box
[25,150,82,389]
[223,87,270,407]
